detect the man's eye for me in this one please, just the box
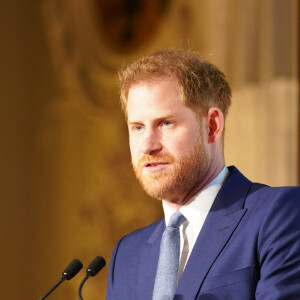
[163,121,172,126]
[135,125,143,131]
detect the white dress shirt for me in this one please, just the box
[162,166,229,281]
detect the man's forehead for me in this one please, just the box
[128,81,181,107]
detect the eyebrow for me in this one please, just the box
[127,113,176,124]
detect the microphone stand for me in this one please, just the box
[39,277,65,300]
[78,273,91,300]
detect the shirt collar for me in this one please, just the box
[163,166,229,227]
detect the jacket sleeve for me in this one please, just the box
[256,187,300,299]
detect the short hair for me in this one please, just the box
[118,49,231,118]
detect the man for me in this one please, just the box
[106,49,300,299]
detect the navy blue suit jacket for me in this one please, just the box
[106,167,300,299]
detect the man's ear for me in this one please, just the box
[205,107,224,144]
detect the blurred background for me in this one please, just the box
[0,0,298,299]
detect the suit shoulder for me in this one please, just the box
[247,184,300,205]
[117,218,164,246]
[241,184,300,222]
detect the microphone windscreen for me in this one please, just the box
[86,256,106,277]
[62,259,83,280]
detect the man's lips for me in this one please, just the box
[142,161,169,171]
[143,161,167,167]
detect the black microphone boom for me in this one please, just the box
[39,259,83,300]
[78,256,106,300]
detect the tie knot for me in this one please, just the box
[168,211,186,229]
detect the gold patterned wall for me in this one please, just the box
[0,0,298,299]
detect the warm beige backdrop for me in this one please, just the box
[0,0,298,299]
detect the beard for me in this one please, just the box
[132,138,210,203]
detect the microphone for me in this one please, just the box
[39,259,83,300]
[78,256,106,300]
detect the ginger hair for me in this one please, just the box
[118,49,231,118]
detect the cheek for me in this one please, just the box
[129,136,139,162]
[171,132,199,154]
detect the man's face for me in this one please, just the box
[127,78,210,203]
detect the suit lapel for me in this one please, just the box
[135,219,165,299]
[175,167,252,299]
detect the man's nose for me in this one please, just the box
[140,130,162,155]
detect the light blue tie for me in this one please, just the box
[152,211,186,300]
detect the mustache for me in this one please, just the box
[137,154,174,167]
